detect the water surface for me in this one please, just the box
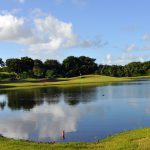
[0,80,150,142]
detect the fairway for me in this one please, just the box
[0,75,134,90]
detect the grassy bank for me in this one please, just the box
[0,128,150,150]
[0,75,143,90]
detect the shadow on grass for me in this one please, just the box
[0,85,15,89]
[0,78,68,84]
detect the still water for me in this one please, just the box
[0,80,150,142]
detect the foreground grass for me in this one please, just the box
[1,128,150,150]
[0,75,139,90]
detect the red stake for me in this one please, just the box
[62,130,65,140]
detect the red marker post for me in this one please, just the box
[61,130,65,140]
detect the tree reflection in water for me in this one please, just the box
[0,86,98,142]
[0,86,98,111]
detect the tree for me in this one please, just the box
[62,56,98,77]
[62,56,80,77]
[32,59,45,78]
[20,57,34,73]
[33,67,44,78]
[46,70,57,79]
[125,62,145,77]
[34,59,44,68]
[0,58,4,68]
[142,61,150,75]
[97,65,125,77]
[19,72,28,79]
[9,73,17,81]
[44,59,62,77]
[6,58,21,73]
[79,56,98,75]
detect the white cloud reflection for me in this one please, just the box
[0,103,84,141]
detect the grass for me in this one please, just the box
[0,74,140,90]
[1,74,150,90]
[1,128,150,150]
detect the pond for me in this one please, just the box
[0,80,150,142]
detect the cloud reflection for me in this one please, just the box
[0,103,83,141]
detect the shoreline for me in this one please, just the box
[1,75,150,149]
[1,75,149,91]
[0,127,150,149]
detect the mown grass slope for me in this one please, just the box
[0,75,132,90]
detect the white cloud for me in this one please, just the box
[125,43,150,52]
[142,33,150,41]
[79,38,108,48]
[104,53,147,65]
[142,45,150,51]
[0,14,34,43]
[0,12,106,59]
[18,0,25,3]
[34,15,77,49]
[106,54,112,65]
[126,44,138,52]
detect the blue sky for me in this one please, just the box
[0,0,150,65]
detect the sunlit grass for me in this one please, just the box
[0,75,133,90]
[1,74,150,90]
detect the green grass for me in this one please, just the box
[0,72,12,75]
[1,74,150,90]
[0,75,136,90]
[1,128,150,150]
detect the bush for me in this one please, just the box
[9,73,17,81]
[0,72,10,79]
[19,72,28,79]
[33,67,44,78]
[0,72,17,81]
[46,70,56,79]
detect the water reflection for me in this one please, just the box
[0,86,100,141]
[1,80,150,142]
[63,86,98,105]
[0,95,7,110]
[0,86,98,111]
[0,103,83,141]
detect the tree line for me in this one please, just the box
[0,56,150,79]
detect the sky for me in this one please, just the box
[0,0,150,65]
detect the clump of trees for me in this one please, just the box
[1,56,150,80]
[97,61,150,77]
[0,56,98,79]
[62,56,98,77]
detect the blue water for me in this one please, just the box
[0,80,150,142]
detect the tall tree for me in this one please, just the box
[20,57,34,73]
[125,62,145,77]
[0,58,4,68]
[62,56,80,77]
[62,56,98,77]
[6,58,21,73]
[44,59,62,77]
[34,59,44,68]
[79,56,98,75]
[33,59,45,78]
